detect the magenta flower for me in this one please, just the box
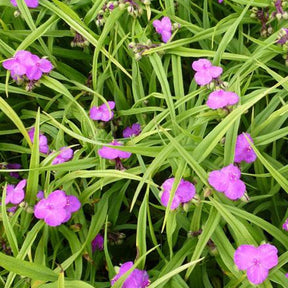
[34,190,81,227]
[283,218,288,231]
[3,50,52,81]
[123,123,141,138]
[7,163,21,178]
[208,164,246,200]
[153,16,172,43]
[160,178,196,210]
[28,127,49,154]
[234,243,278,285]
[92,234,104,252]
[89,101,115,122]
[36,190,44,200]
[206,89,239,109]
[191,59,223,86]
[234,133,257,163]
[10,0,38,8]
[25,55,53,81]
[98,140,131,160]
[5,179,26,205]
[111,261,150,288]
[62,195,81,222]
[51,147,74,165]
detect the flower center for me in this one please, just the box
[253,258,260,266]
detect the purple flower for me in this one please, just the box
[2,50,52,81]
[283,218,288,231]
[36,190,44,200]
[62,195,81,222]
[153,16,172,43]
[208,164,246,200]
[28,127,49,154]
[234,243,278,285]
[191,59,223,86]
[34,190,81,227]
[10,0,38,8]
[25,55,53,81]
[123,123,141,138]
[92,234,104,252]
[51,147,74,165]
[89,101,115,122]
[234,133,257,163]
[5,179,27,205]
[6,163,21,178]
[160,178,196,210]
[206,89,239,109]
[111,261,150,288]
[98,140,132,160]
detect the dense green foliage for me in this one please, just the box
[1,0,288,287]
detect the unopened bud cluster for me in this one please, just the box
[95,0,146,27]
[250,1,288,37]
[277,28,288,66]
[71,31,89,48]
[128,40,161,61]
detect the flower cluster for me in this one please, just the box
[123,123,141,138]
[5,179,27,205]
[10,0,38,8]
[51,147,74,165]
[160,178,196,210]
[98,140,131,160]
[111,261,150,288]
[89,101,115,122]
[234,243,278,285]
[28,127,49,154]
[191,58,239,111]
[3,50,53,85]
[153,16,172,43]
[34,190,81,227]
[208,164,246,200]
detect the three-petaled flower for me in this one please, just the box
[3,50,53,82]
[191,59,223,86]
[98,140,132,160]
[92,234,104,252]
[10,0,38,8]
[160,178,196,210]
[28,127,49,154]
[111,261,150,288]
[51,147,74,165]
[234,243,278,285]
[153,16,172,43]
[89,101,115,122]
[34,190,81,227]
[123,123,141,138]
[5,179,27,205]
[234,133,257,163]
[206,89,239,110]
[208,164,246,200]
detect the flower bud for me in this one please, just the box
[135,53,142,61]
[276,13,282,20]
[14,10,21,17]
[203,187,212,198]
[118,3,126,9]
